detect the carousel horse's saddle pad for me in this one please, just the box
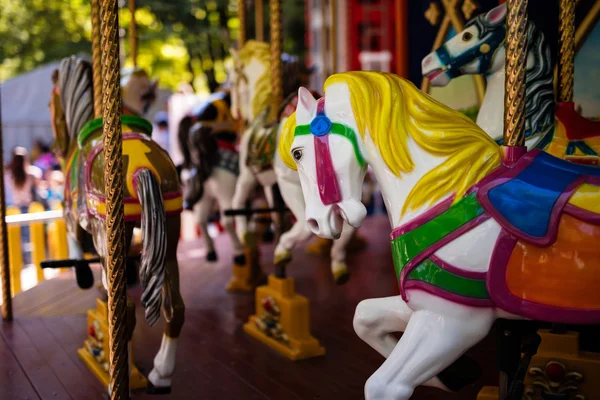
[478,149,600,245]
[80,117,183,222]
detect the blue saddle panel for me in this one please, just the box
[482,150,600,240]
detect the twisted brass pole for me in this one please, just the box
[269,0,283,123]
[0,83,13,321]
[91,0,103,118]
[100,0,129,398]
[129,0,138,68]
[238,0,247,45]
[503,0,528,148]
[558,0,575,103]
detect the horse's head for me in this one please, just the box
[422,3,507,86]
[279,85,367,239]
[121,67,158,116]
[229,41,272,122]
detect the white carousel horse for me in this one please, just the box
[177,92,246,266]
[422,3,600,163]
[230,40,355,283]
[121,67,158,116]
[279,71,600,399]
[51,58,184,393]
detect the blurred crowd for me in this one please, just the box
[4,139,64,212]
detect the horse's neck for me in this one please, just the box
[363,135,447,229]
[476,69,504,142]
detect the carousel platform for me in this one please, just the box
[0,215,497,399]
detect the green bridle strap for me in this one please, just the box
[294,122,366,168]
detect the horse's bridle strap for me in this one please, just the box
[294,122,365,167]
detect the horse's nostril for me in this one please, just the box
[424,57,431,65]
[307,219,319,232]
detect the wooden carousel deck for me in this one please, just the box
[0,215,498,400]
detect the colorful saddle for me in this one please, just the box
[479,150,600,324]
[66,115,183,226]
[390,149,600,324]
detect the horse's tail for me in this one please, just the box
[134,168,167,327]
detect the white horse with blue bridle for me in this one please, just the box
[279,71,600,399]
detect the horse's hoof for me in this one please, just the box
[437,354,481,392]
[262,229,275,243]
[334,270,350,285]
[206,251,218,262]
[234,254,247,266]
[146,381,172,395]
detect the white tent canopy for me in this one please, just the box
[0,61,60,161]
[1,59,172,163]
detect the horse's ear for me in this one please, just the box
[150,78,158,92]
[485,3,506,24]
[296,86,317,123]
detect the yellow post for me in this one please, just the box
[29,203,46,283]
[48,204,69,273]
[6,207,22,296]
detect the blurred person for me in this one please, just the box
[46,170,65,209]
[5,147,44,264]
[32,139,59,175]
[153,111,170,152]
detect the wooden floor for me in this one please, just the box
[0,215,499,400]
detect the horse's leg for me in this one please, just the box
[148,215,184,394]
[211,169,245,261]
[329,223,354,284]
[194,185,217,262]
[363,298,494,400]
[273,177,312,272]
[231,166,257,244]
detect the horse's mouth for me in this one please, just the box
[424,68,445,81]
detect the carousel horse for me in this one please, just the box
[50,57,184,394]
[229,40,356,283]
[176,91,246,265]
[422,3,600,163]
[121,67,158,116]
[279,71,600,399]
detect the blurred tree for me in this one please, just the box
[0,0,91,78]
[0,0,306,92]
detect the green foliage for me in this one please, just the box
[0,0,91,78]
[0,0,306,93]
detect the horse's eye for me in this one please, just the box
[462,31,473,42]
[292,148,303,162]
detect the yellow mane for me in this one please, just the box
[279,71,502,215]
[238,40,272,118]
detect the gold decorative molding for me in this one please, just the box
[425,2,442,26]
[462,0,479,20]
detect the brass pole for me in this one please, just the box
[269,0,283,122]
[0,83,13,321]
[99,0,129,398]
[91,0,103,118]
[558,0,575,103]
[329,0,337,73]
[129,0,138,68]
[320,0,328,79]
[255,0,264,42]
[503,0,528,148]
[239,0,247,45]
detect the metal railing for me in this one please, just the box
[3,203,68,296]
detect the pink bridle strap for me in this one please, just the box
[313,97,342,205]
[315,135,342,205]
